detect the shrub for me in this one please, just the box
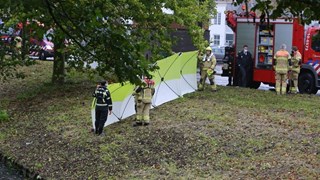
[0,110,9,122]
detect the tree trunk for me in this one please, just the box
[20,22,27,62]
[52,38,65,84]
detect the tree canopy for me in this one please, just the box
[2,0,320,84]
[235,0,320,24]
[0,0,216,84]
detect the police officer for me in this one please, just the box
[237,45,253,87]
[274,44,291,95]
[198,46,217,91]
[289,46,302,93]
[133,75,155,126]
[93,80,113,135]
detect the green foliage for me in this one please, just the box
[0,0,216,85]
[0,110,9,122]
[234,0,320,24]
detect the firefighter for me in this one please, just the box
[14,36,22,55]
[133,86,140,113]
[274,44,291,95]
[237,45,253,87]
[133,75,155,126]
[93,80,113,135]
[197,46,217,91]
[222,45,235,86]
[289,46,302,93]
[14,36,22,48]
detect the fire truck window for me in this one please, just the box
[311,32,320,52]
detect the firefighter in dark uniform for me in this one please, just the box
[223,45,235,86]
[237,45,253,87]
[93,80,113,135]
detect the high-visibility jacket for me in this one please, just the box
[292,51,302,73]
[135,79,155,104]
[141,88,153,103]
[93,86,113,111]
[198,53,217,70]
[274,50,291,74]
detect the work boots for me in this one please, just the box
[132,121,143,127]
[132,121,150,127]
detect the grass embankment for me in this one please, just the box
[0,61,319,179]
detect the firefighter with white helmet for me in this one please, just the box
[14,36,22,48]
[14,36,22,54]
[132,75,155,126]
[274,44,291,95]
[197,46,217,91]
[289,46,302,93]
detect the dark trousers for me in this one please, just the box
[95,108,108,135]
[237,66,247,87]
[237,66,253,87]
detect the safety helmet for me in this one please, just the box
[144,77,155,87]
[205,46,212,52]
[14,36,22,42]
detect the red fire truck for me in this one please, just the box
[222,11,320,94]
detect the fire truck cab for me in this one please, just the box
[223,11,320,94]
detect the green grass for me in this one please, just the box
[0,61,319,179]
[0,110,9,122]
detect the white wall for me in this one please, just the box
[210,0,234,47]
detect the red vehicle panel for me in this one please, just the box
[224,10,320,93]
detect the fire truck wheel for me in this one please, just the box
[39,51,46,60]
[249,81,261,89]
[298,73,317,94]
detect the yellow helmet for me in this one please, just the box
[205,46,212,51]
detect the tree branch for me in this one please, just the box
[43,0,98,60]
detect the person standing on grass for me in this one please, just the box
[237,45,253,87]
[197,46,217,91]
[288,46,302,93]
[274,44,291,95]
[93,80,112,135]
[132,75,155,127]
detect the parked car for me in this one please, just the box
[211,46,225,62]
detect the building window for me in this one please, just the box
[212,35,220,46]
[213,13,221,25]
[226,34,234,46]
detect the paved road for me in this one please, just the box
[211,64,320,95]
[213,63,273,91]
[198,63,272,90]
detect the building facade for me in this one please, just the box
[209,0,235,47]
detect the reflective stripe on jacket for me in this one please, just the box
[142,88,152,102]
[292,51,302,72]
[274,50,291,74]
[199,54,217,70]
